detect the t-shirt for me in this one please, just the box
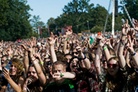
[43,79,76,92]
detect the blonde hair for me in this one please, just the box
[11,58,24,75]
[107,57,119,63]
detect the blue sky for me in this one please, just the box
[27,0,112,23]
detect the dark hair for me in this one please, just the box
[107,57,119,64]
[70,56,81,62]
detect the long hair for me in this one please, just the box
[11,58,24,76]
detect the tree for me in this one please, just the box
[121,0,138,21]
[47,17,57,35]
[54,0,109,33]
[0,0,32,41]
[0,0,9,26]
[55,0,95,33]
[30,15,46,36]
[91,25,103,33]
[31,15,45,28]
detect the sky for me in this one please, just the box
[27,0,113,23]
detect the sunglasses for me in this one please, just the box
[45,61,52,66]
[107,64,118,68]
[1,61,4,64]
[10,65,16,67]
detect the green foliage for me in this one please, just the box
[0,0,32,41]
[30,15,48,38]
[54,0,109,33]
[47,17,56,33]
[91,5,107,26]
[31,15,45,28]
[91,25,103,33]
[0,0,9,26]
[40,27,49,38]
[121,0,138,22]
[55,0,95,33]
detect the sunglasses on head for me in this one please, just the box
[28,71,36,74]
[107,64,118,68]
[73,52,78,54]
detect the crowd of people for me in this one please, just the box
[0,19,138,92]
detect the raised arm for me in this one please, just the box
[29,49,46,85]
[128,35,138,68]
[2,68,24,92]
[48,33,57,63]
[76,46,91,69]
[95,46,102,75]
[118,20,129,68]
[52,72,76,79]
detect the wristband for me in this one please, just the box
[131,52,136,56]
[39,61,44,65]
[103,46,107,51]
[60,73,64,77]
[81,55,86,60]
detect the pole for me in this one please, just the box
[103,0,112,33]
[120,0,135,28]
[38,27,41,38]
[123,5,135,28]
[87,21,90,31]
[112,0,115,36]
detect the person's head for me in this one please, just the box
[10,58,24,76]
[64,53,72,63]
[27,65,38,82]
[69,56,80,72]
[1,55,8,67]
[52,61,67,81]
[107,57,119,76]
[72,49,79,57]
[44,60,53,73]
[102,60,107,69]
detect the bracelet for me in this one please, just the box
[131,52,136,56]
[39,61,44,65]
[60,73,64,77]
[120,40,125,46]
[103,46,107,51]
[81,55,86,60]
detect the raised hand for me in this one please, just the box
[33,52,41,61]
[52,72,62,80]
[133,19,138,31]
[47,32,57,46]
[127,35,135,52]
[122,19,130,36]
[2,67,10,80]
[65,26,73,36]
[99,36,106,47]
